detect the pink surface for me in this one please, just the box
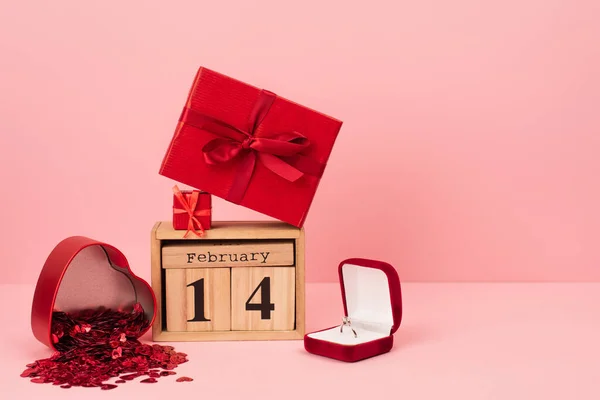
[1,1,600,283]
[2,282,600,398]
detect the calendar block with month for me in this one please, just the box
[151,221,305,341]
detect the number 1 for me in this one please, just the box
[187,278,211,322]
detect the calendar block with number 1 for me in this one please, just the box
[151,221,305,341]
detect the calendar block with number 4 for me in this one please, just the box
[151,221,305,341]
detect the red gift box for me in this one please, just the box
[172,185,212,237]
[159,67,343,228]
[304,258,402,362]
[31,237,156,349]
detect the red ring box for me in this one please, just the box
[31,236,156,349]
[304,258,402,362]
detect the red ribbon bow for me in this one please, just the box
[179,90,325,203]
[172,185,210,238]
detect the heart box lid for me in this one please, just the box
[338,258,402,335]
[31,236,156,349]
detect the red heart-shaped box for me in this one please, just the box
[31,236,156,349]
[304,258,402,362]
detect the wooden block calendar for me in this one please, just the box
[150,221,305,341]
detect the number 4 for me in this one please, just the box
[245,277,275,319]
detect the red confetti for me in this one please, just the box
[112,347,123,359]
[120,373,141,381]
[20,368,36,378]
[21,304,190,390]
[176,376,193,382]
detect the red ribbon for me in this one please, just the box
[172,185,211,238]
[179,90,325,203]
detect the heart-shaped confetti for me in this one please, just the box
[21,304,191,390]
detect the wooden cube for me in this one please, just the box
[151,221,305,341]
[165,268,230,332]
[231,267,295,331]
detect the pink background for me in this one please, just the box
[1,0,599,284]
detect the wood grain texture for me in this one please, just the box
[152,330,304,342]
[161,240,294,269]
[231,267,295,331]
[152,221,306,341]
[165,268,230,332]
[155,221,301,240]
[150,222,164,341]
[295,228,306,337]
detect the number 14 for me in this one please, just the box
[187,276,275,322]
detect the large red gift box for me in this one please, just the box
[304,258,402,362]
[159,67,343,228]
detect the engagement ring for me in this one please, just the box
[340,316,357,338]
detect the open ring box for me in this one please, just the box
[304,258,402,362]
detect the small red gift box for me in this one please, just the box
[172,185,212,237]
[31,237,156,349]
[304,258,402,362]
[159,67,343,228]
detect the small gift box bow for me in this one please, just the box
[172,185,211,238]
[179,89,326,203]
